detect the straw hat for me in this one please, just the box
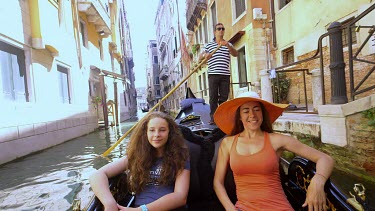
[213,91,289,135]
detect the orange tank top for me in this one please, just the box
[229,132,293,211]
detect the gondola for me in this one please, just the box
[73,91,369,211]
[141,106,149,113]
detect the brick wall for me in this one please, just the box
[347,110,375,176]
[284,46,374,105]
[321,109,375,180]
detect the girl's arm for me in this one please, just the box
[274,133,335,211]
[141,168,190,211]
[213,137,237,211]
[89,157,128,210]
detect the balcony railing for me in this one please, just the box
[186,0,207,31]
[78,0,111,36]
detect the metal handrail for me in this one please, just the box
[271,3,375,106]
[347,3,375,100]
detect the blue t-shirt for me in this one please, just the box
[134,157,190,206]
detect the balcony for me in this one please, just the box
[78,0,111,36]
[160,65,169,81]
[186,0,207,31]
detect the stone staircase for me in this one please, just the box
[274,112,321,138]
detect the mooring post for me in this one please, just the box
[327,22,348,104]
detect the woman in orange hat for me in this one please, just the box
[213,92,334,211]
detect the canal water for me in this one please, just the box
[0,111,146,211]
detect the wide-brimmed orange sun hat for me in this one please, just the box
[213,91,289,135]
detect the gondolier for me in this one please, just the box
[200,23,238,125]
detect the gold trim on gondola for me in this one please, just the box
[296,165,311,191]
[347,183,366,211]
[180,114,201,123]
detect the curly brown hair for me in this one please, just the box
[230,103,273,136]
[126,111,189,193]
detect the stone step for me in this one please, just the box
[274,112,321,138]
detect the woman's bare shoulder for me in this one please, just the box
[269,132,298,148]
[220,135,236,148]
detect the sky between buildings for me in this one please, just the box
[125,0,158,88]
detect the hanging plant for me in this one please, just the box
[191,44,200,55]
[362,108,375,127]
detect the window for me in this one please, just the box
[156,89,160,96]
[237,47,248,88]
[199,25,203,43]
[203,17,208,43]
[99,40,103,60]
[234,0,246,19]
[203,72,207,96]
[279,0,291,9]
[152,43,157,48]
[79,20,88,48]
[198,75,203,95]
[211,2,217,31]
[195,30,199,44]
[155,76,160,85]
[341,18,357,47]
[174,35,178,58]
[57,65,71,104]
[0,41,27,102]
[282,46,294,65]
[123,91,127,106]
[153,56,158,64]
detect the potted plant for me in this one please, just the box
[91,96,102,116]
[272,72,290,103]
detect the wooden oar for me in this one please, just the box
[101,45,222,157]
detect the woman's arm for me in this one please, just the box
[274,133,335,211]
[89,157,128,210]
[213,137,237,211]
[140,169,190,211]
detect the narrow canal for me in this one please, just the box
[0,111,145,211]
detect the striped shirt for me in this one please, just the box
[204,41,231,76]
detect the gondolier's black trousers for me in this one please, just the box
[208,74,230,120]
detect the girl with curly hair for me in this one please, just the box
[90,112,190,211]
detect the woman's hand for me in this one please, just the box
[103,203,120,211]
[117,204,141,211]
[302,174,327,211]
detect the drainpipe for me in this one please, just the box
[269,0,277,49]
[29,0,44,49]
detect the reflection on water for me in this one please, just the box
[0,119,137,211]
